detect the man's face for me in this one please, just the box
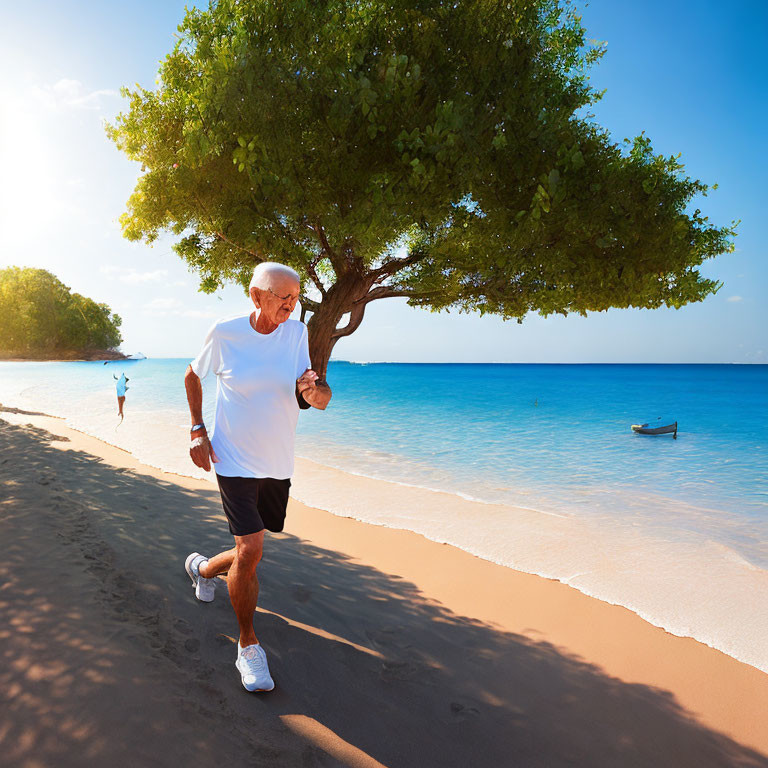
[254,275,300,325]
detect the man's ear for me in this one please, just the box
[249,286,261,308]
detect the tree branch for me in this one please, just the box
[312,223,347,276]
[331,301,366,339]
[214,231,263,260]
[313,224,334,257]
[305,258,326,297]
[299,293,320,313]
[194,191,264,261]
[194,103,211,141]
[354,286,440,306]
[339,236,366,274]
[369,251,427,281]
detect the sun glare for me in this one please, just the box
[0,87,61,261]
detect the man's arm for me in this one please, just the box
[303,381,332,410]
[184,365,219,470]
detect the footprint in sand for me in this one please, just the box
[450,701,480,721]
[174,618,193,636]
[184,638,200,653]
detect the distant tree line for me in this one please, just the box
[0,267,122,356]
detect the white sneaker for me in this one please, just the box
[184,552,215,602]
[236,643,275,692]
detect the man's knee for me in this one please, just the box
[235,532,264,569]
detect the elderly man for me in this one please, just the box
[183,262,331,692]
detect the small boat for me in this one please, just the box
[631,419,678,438]
[126,352,147,360]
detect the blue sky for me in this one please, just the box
[0,0,765,362]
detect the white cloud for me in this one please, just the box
[726,295,743,303]
[122,269,168,285]
[141,298,216,319]
[30,78,117,112]
[101,266,168,284]
[52,79,84,100]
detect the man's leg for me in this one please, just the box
[199,548,236,578]
[222,531,264,647]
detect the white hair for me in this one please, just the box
[249,262,301,292]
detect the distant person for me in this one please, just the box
[184,262,331,692]
[113,373,129,422]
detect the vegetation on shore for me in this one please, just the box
[108,0,735,376]
[0,267,123,360]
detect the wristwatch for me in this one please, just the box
[191,423,206,433]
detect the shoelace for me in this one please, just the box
[241,646,266,673]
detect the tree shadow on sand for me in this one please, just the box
[1,419,766,768]
[0,404,54,417]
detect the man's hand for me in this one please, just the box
[297,369,331,410]
[297,369,319,396]
[190,434,220,472]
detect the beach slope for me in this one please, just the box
[1,409,767,767]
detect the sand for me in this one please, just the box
[1,406,767,767]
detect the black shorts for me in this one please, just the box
[215,474,291,537]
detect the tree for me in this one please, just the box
[107,0,734,376]
[63,292,123,351]
[0,267,122,355]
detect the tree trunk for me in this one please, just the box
[304,268,372,380]
[306,307,341,380]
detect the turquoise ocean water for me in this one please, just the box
[1,360,767,671]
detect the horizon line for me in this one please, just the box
[116,357,767,366]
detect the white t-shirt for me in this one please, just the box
[190,315,311,479]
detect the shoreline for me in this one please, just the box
[0,350,128,362]
[1,406,767,763]
[290,458,768,676]
[3,389,768,678]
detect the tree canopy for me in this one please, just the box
[107,0,735,374]
[0,267,122,357]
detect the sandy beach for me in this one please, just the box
[1,405,767,768]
